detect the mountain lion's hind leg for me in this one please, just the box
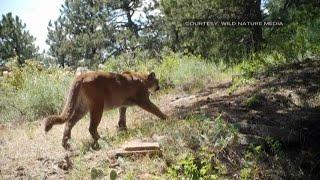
[118,107,127,131]
[62,109,87,150]
[89,103,103,150]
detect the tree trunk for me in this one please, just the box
[251,0,262,52]
[243,0,263,52]
[123,1,139,38]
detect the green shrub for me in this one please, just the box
[245,94,264,108]
[0,60,72,122]
[104,51,226,91]
[167,152,218,180]
[167,115,237,179]
[238,51,287,77]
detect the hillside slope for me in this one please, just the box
[0,58,319,179]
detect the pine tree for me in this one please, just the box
[46,0,108,67]
[46,0,164,67]
[0,13,38,66]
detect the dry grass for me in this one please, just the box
[0,106,140,178]
[0,90,182,179]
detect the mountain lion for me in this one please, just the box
[44,71,167,149]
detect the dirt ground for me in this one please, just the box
[0,58,319,179]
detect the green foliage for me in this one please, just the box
[156,53,212,89]
[69,154,91,179]
[167,115,237,179]
[168,153,217,180]
[102,51,158,73]
[41,0,320,69]
[0,13,38,65]
[104,51,225,91]
[264,136,282,155]
[240,167,255,180]
[227,50,293,94]
[0,60,72,122]
[265,1,320,59]
[239,51,287,77]
[228,51,288,93]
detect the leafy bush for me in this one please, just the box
[238,51,287,77]
[167,152,217,180]
[167,115,237,179]
[0,60,72,122]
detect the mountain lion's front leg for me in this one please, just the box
[136,99,167,120]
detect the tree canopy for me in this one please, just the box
[1,0,319,67]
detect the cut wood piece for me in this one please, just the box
[107,140,162,158]
[110,149,162,158]
[123,142,160,151]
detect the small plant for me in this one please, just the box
[240,167,254,180]
[245,94,264,108]
[69,155,91,179]
[79,139,93,155]
[90,167,104,180]
[167,152,217,179]
[264,136,282,155]
[211,115,238,150]
[228,77,254,94]
[240,145,263,180]
[25,122,36,139]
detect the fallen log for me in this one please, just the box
[232,122,299,144]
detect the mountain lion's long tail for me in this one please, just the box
[44,80,82,132]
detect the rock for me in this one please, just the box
[75,67,89,76]
[15,166,25,177]
[98,64,106,69]
[109,162,120,168]
[152,134,166,143]
[3,71,12,77]
[236,134,264,146]
[16,166,24,171]
[138,173,156,180]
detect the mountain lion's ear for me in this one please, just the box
[148,72,156,79]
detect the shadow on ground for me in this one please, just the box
[171,58,320,179]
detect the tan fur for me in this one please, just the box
[44,71,167,149]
